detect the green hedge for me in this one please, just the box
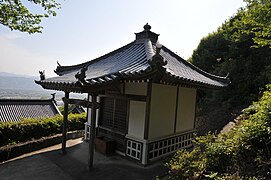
[166,85,271,179]
[0,113,86,147]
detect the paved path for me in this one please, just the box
[0,138,167,180]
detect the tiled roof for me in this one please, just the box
[36,25,230,92]
[0,99,61,123]
[70,106,85,114]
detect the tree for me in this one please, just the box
[0,0,60,34]
[238,0,271,47]
[190,8,271,134]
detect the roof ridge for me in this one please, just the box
[0,99,53,102]
[144,39,155,61]
[161,45,230,84]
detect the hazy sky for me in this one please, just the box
[0,0,245,77]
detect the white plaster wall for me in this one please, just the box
[128,101,146,139]
[148,84,177,139]
[125,82,147,96]
[176,87,196,132]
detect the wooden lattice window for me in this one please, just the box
[100,97,128,133]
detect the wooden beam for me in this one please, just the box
[62,91,69,155]
[98,94,147,101]
[88,94,97,169]
[62,97,100,109]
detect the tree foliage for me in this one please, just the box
[191,5,271,133]
[0,0,60,33]
[235,0,271,47]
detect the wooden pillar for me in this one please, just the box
[88,94,97,169]
[144,81,152,139]
[174,85,180,133]
[62,91,69,154]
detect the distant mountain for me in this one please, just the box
[0,72,18,77]
[0,71,86,101]
[0,73,42,91]
[0,72,36,78]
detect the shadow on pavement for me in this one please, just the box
[0,140,168,180]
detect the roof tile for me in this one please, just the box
[0,99,61,123]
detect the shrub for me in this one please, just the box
[0,113,86,147]
[166,85,271,179]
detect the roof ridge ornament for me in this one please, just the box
[148,42,167,70]
[155,41,162,54]
[225,73,231,84]
[39,70,45,80]
[57,60,61,67]
[144,23,151,31]
[75,66,88,86]
[135,23,159,43]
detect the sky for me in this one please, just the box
[0,0,245,77]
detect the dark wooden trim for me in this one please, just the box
[112,98,116,128]
[144,81,152,139]
[99,94,146,101]
[98,126,126,136]
[128,95,146,101]
[99,94,127,99]
[193,89,198,129]
[62,91,69,155]
[62,97,99,109]
[174,85,180,133]
[98,97,103,126]
[122,83,126,94]
[126,99,130,134]
[88,94,98,169]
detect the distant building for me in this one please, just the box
[69,105,86,114]
[0,99,61,123]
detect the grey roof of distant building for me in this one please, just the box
[70,105,86,114]
[0,99,61,123]
[35,24,230,92]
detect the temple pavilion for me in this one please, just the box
[36,24,230,167]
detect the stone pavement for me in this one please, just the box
[0,138,168,180]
